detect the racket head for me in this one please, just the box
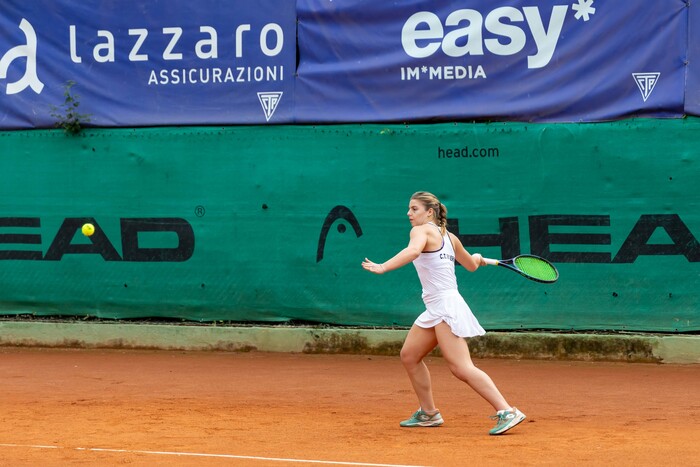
[511,255,559,283]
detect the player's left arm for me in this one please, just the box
[362,225,428,274]
[449,232,485,272]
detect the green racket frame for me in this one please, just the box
[483,254,559,283]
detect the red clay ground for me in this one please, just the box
[0,347,697,466]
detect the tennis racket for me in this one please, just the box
[483,254,559,283]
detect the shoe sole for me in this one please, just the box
[489,413,526,435]
[400,420,444,427]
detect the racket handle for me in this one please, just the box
[483,257,499,266]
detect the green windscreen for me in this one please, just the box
[0,118,698,332]
[514,257,559,282]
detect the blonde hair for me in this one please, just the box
[411,191,448,235]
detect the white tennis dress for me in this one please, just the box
[412,223,486,338]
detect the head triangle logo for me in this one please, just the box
[257,91,283,122]
[632,72,660,102]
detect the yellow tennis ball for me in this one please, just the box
[81,223,95,237]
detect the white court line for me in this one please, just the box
[0,443,429,467]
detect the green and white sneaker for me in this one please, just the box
[489,407,526,435]
[400,409,444,427]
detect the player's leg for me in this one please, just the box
[434,322,525,434]
[399,324,442,425]
[434,322,509,409]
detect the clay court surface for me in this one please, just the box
[0,347,697,466]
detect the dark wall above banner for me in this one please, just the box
[0,0,697,128]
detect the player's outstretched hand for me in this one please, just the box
[362,258,386,274]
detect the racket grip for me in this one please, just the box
[483,257,499,266]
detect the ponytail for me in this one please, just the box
[437,202,448,235]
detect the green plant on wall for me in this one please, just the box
[50,81,92,135]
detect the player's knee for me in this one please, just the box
[400,347,420,368]
[448,362,475,383]
[447,364,465,381]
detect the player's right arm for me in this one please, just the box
[449,232,485,272]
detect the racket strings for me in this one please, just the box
[514,257,558,281]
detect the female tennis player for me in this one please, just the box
[362,191,525,435]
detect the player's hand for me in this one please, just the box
[473,253,486,267]
[362,258,386,274]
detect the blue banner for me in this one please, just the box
[0,1,296,128]
[296,0,687,123]
[1,1,697,127]
[687,1,700,115]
